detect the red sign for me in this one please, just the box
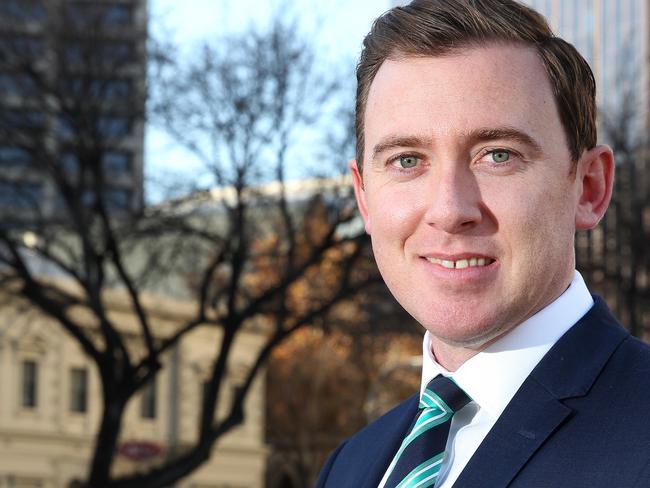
[118,441,163,461]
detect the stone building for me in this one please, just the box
[2,2,274,486]
[0,287,267,488]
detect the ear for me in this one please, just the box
[349,159,372,234]
[575,145,615,230]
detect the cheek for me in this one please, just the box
[366,188,424,239]
[484,183,551,242]
[489,184,575,261]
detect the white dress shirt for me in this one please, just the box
[378,270,593,488]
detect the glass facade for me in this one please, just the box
[0,0,144,219]
[522,0,647,124]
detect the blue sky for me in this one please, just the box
[145,0,391,199]
[150,0,391,55]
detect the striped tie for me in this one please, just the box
[384,375,471,488]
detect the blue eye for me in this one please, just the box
[491,150,510,163]
[399,156,419,168]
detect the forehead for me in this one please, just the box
[364,44,565,154]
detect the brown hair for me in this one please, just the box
[355,0,596,170]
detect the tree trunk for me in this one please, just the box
[87,396,127,487]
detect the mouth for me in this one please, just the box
[424,256,496,269]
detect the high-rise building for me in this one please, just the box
[0,2,267,487]
[521,0,648,126]
[390,0,648,126]
[0,0,146,218]
[392,0,650,140]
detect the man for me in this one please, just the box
[316,1,650,487]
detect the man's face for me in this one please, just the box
[352,44,598,354]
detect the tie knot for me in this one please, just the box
[420,375,471,413]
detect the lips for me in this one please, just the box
[424,256,496,269]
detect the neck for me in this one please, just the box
[431,271,577,371]
[430,339,481,372]
[430,325,516,371]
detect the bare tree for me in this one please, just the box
[266,313,420,488]
[262,202,420,488]
[0,4,375,487]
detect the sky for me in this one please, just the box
[150,0,391,54]
[145,0,392,200]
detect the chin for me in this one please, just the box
[418,308,507,348]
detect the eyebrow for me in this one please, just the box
[370,126,543,161]
[472,127,543,156]
[371,135,434,161]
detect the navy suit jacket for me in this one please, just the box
[316,298,650,487]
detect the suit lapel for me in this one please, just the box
[360,395,419,488]
[451,379,571,486]
[453,297,628,487]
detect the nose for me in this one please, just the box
[423,164,483,234]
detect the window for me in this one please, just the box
[59,151,130,176]
[0,72,37,96]
[103,79,131,100]
[21,360,38,408]
[67,2,132,26]
[63,43,83,64]
[98,116,130,138]
[64,77,131,101]
[103,4,132,25]
[0,182,42,209]
[56,149,131,186]
[100,40,133,63]
[0,146,32,168]
[0,35,44,60]
[64,40,133,65]
[70,367,88,413]
[56,116,75,138]
[103,151,131,175]
[105,188,131,210]
[77,190,94,207]
[141,378,156,419]
[0,110,45,131]
[202,380,210,405]
[0,0,46,22]
[59,152,79,173]
[58,115,130,139]
[54,187,130,211]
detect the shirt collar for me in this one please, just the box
[420,270,593,419]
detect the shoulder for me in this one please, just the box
[599,332,650,391]
[315,394,419,487]
[327,393,418,460]
[590,296,650,386]
[560,301,650,422]
[345,393,419,447]
[536,296,650,391]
